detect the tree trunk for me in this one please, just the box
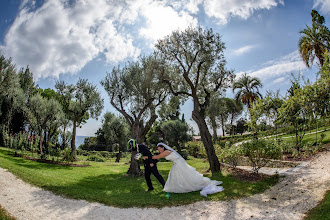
[295,122,299,151]
[211,119,217,144]
[39,128,43,155]
[192,109,221,173]
[71,119,77,160]
[128,124,143,177]
[127,150,143,177]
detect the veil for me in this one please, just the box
[157,142,183,159]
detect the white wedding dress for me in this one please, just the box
[163,151,224,197]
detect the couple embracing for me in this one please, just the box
[128,139,224,197]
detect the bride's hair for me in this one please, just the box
[156,143,165,149]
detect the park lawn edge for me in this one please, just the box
[304,190,330,220]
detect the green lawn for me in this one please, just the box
[275,126,329,139]
[304,190,330,220]
[266,126,330,145]
[0,147,279,208]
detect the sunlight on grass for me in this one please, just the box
[0,147,279,208]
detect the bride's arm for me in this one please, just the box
[152,150,171,160]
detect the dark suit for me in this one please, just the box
[138,144,165,190]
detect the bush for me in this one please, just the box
[99,151,111,158]
[241,139,281,174]
[86,155,105,162]
[76,149,89,156]
[185,141,206,158]
[179,149,189,160]
[219,143,242,168]
[62,148,74,163]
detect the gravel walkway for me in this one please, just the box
[0,151,329,220]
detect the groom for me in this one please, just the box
[128,139,165,191]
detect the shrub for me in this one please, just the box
[219,143,242,168]
[49,147,61,157]
[87,155,105,162]
[241,139,281,174]
[185,141,206,158]
[179,149,189,160]
[99,151,111,158]
[62,148,74,163]
[76,149,89,156]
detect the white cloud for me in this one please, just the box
[138,1,198,43]
[273,77,286,84]
[232,45,256,56]
[1,0,284,80]
[2,0,140,79]
[245,50,307,81]
[203,0,283,24]
[185,0,203,14]
[313,0,330,14]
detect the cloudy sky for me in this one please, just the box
[0,0,329,136]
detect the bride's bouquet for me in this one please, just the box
[135,153,142,160]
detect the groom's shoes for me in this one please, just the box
[145,188,154,192]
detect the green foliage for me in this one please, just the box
[155,26,234,173]
[179,149,189,160]
[277,82,309,151]
[62,147,74,163]
[185,141,206,158]
[86,154,105,162]
[241,139,281,173]
[233,73,262,109]
[299,10,330,68]
[56,78,104,157]
[101,55,169,142]
[160,120,191,152]
[219,143,242,168]
[98,112,130,152]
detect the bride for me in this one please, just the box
[147,142,224,197]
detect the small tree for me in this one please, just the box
[160,119,191,153]
[28,94,63,155]
[277,88,308,151]
[101,112,130,152]
[56,79,103,159]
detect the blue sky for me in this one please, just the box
[0,0,329,136]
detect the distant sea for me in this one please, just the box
[75,136,91,148]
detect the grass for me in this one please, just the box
[0,205,16,220]
[265,126,330,145]
[304,190,330,220]
[0,147,279,208]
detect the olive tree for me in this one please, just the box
[28,94,64,155]
[101,55,169,143]
[101,55,169,176]
[155,26,234,173]
[55,79,103,159]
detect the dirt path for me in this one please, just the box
[0,151,329,220]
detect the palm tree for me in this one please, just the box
[233,73,262,109]
[299,10,330,68]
